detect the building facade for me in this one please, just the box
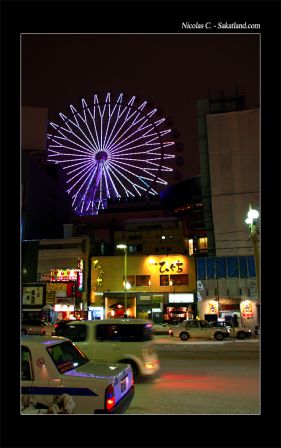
[22,235,91,322]
[195,98,260,330]
[89,254,196,324]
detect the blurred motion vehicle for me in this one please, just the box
[169,319,229,341]
[54,319,160,381]
[209,321,252,339]
[21,319,55,336]
[21,336,134,414]
[153,323,170,335]
[53,319,77,336]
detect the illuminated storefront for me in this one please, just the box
[90,254,196,322]
[39,259,85,321]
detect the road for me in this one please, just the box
[125,337,260,414]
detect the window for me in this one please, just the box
[186,321,198,328]
[60,324,87,342]
[206,258,215,279]
[21,347,33,380]
[128,245,138,253]
[96,324,153,342]
[46,340,88,374]
[199,320,208,328]
[136,275,151,287]
[123,275,135,286]
[188,239,194,256]
[239,256,247,278]
[227,256,239,277]
[170,274,188,286]
[160,275,169,286]
[198,237,208,250]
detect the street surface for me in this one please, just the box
[125,336,260,414]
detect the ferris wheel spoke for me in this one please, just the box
[102,98,133,151]
[67,161,97,188]
[81,98,102,151]
[103,164,121,198]
[104,104,140,152]
[106,163,143,197]
[104,164,132,197]
[58,113,99,152]
[106,114,150,153]
[65,159,95,177]
[108,160,156,186]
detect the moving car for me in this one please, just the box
[209,321,252,340]
[169,319,229,341]
[21,336,134,414]
[21,319,55,336]
[54,319,160,381]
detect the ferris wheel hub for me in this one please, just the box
[95,151,108,162]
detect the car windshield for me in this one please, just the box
[46,340,89,374]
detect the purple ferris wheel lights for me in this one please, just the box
[47,92,177,216]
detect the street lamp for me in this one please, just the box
[245,205,260,305]
[116,243,128,315]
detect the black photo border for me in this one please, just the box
[0,1,280,448]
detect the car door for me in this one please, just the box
[198,320,211,338]
[21,346,35,409]
[93,324,122,362]
[186,320,201,337]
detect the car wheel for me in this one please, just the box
[214,332,224,341]
[180,332,189,341]
[237,331,246,340]
[21,329,27,336]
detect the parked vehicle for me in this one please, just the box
[21,336,134,414]
[169,319,229,341]
[153,323,170,335]
[209,321,252,340]
[21,319,55,336]
[53,318,160,381]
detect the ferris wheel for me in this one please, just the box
[47,92,176,216]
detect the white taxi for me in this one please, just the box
[21,336,134,414]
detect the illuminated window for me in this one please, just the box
[188,239,194,256]
[122,275,135,286]
[160,275,169,286]
[198,237,208,250]
[170,274,189,286]
[136,275,151,287]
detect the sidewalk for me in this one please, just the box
[152,336,260,358]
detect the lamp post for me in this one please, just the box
[245,205,260,312]
[116,244,128,315]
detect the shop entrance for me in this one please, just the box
[165,305,195,324]
[105,296,136,319]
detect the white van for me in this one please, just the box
[54,319,160,381]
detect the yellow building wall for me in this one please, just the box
[90,254,196,301]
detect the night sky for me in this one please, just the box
[21,33,259,180]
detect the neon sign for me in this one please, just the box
[92,259,104,289]
[50,269,79,281]
[148,258,184,273]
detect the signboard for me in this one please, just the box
[168,293,194,303]
[22,284,45,306]
[50,268,79,282]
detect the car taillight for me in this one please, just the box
[105,384,116,411]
